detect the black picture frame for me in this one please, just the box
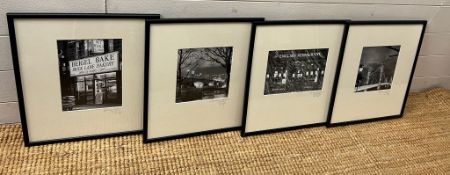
[241,20,350,137]
[7,13,160,147]
[144,18,264,143]
[326,20,427,127]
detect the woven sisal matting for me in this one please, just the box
[1,88,450,174]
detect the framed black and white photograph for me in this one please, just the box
[176,46,232,103]
[264,48,328,95]
[327,21,426,126]
[354,45,400,92]
[144,18,263,143]
[242,20,348,136]
[7,13,160,146]
[58,39,123,111]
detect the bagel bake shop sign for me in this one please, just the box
[69,51,119,77]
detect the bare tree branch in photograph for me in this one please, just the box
[183,63,201,78]
[177,49,197,96]
[197,47,232,76]
[177,49,196,80]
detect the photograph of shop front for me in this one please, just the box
[57,39,122,111]
[264,48,328,95]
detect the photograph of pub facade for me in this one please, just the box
[354,45,400,92]
[57,39,122,111]
[264,48,328,95]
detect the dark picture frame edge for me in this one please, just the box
[143,127,241,143]
[144,17,265,24]
[242,123,326,137]
[325,20,427,127]
[143,18,265,144]
[6,12,160,19]
[7,13,160,147]
[240,20,350,137]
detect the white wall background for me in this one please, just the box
[1,0,449,124]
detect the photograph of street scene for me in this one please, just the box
[355,45,400,92]
[176,46,233,103]
[264,48,328,95]
[57,39,122,111]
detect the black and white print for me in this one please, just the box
[264,48,328,95]
[176,46,233,103]
[58,39,122,111]
[355,45,400,92]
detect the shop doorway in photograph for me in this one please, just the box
[58,39,122,111]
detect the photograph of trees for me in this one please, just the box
[176,46,233,103]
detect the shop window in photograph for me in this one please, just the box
[58,39,122,111]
